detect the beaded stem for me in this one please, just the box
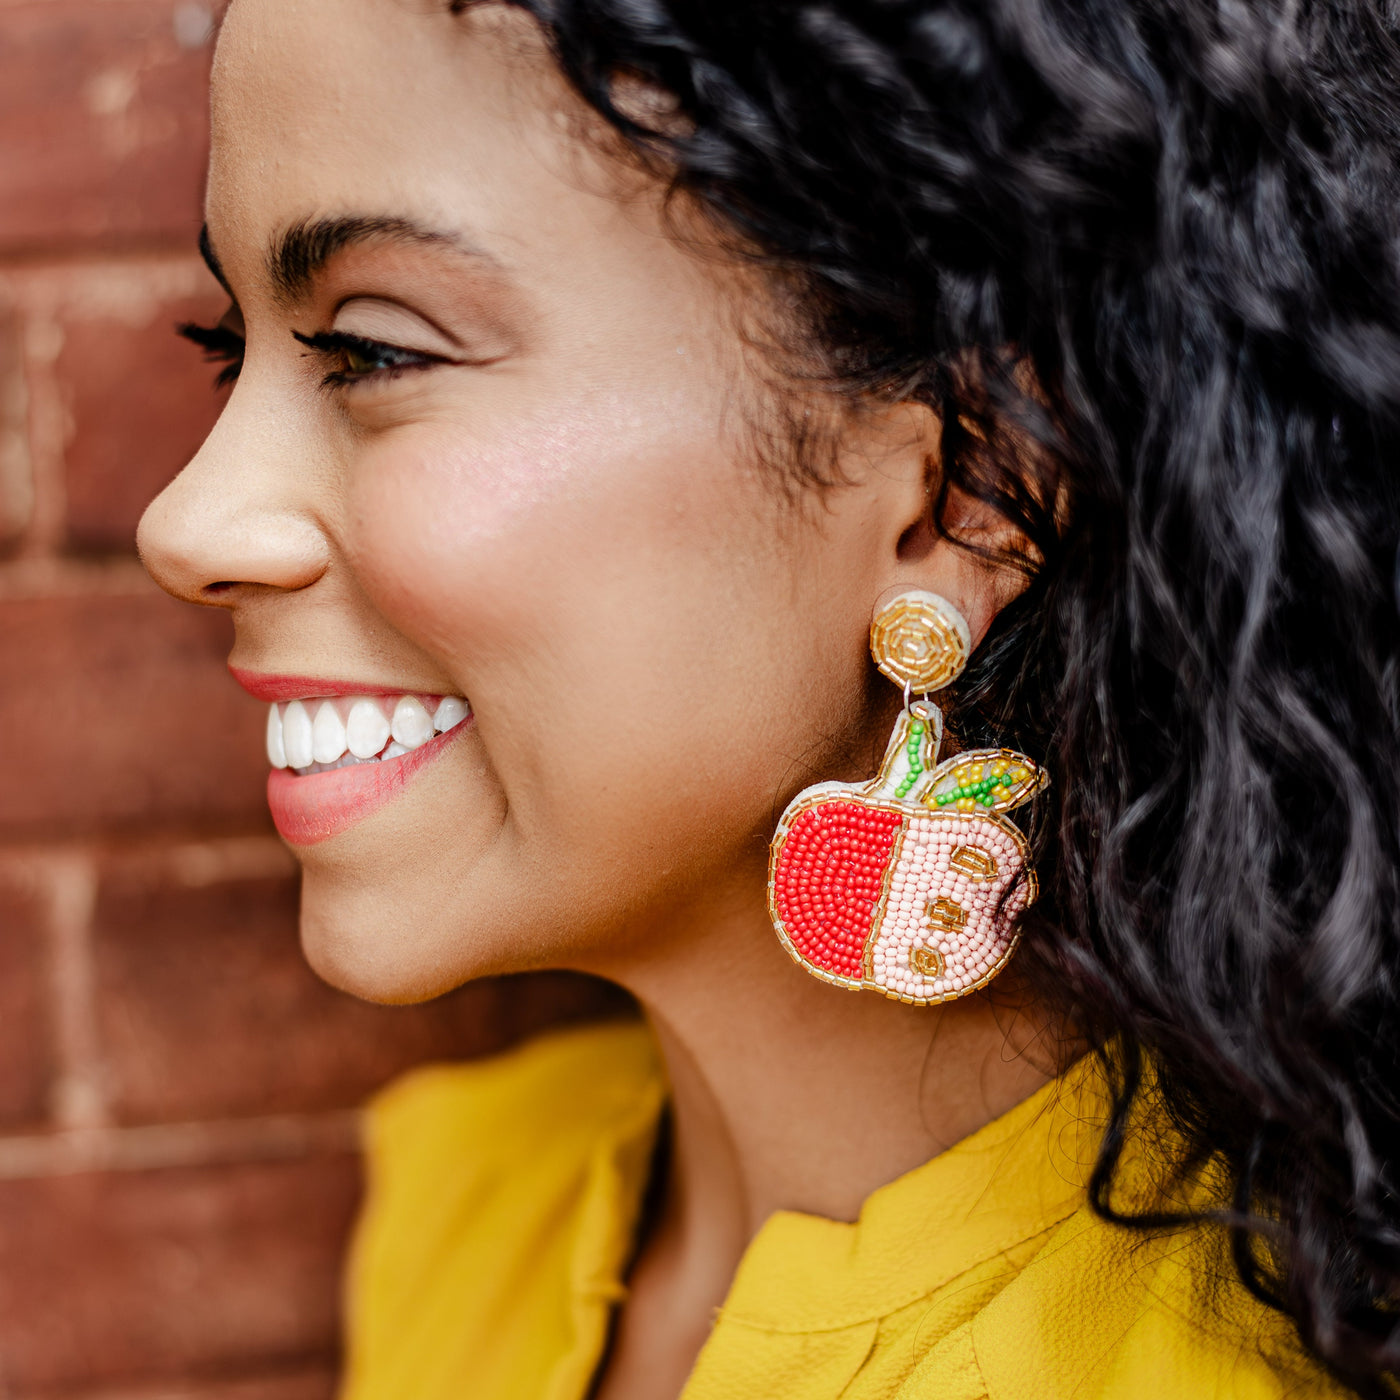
[894,720,925,797]
[870,700,942,802]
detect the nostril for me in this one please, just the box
[139,464,332,602]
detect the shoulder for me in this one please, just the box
[966,1200,1348,1400]
[355,1014,662,1253]
[342,1017,664,1400]
[887,1057,1353,1400]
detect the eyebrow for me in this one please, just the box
[268,215,497,304]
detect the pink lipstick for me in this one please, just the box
[266,724,466,845]
[234,670,472,845]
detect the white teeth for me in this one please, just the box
[391,696,434,749]
[271,693,468,771]
[266,705,287,769]
[433,695,469,733]
[346,699,392,759]
[312,701,348,765]
[282,700,314,769]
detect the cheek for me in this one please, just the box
[343,410,600,648]
[338,384,792,700]
[340,397,780,767]
[338,365,746,645]
[334,395,848,887]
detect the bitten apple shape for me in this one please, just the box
[768,701,1047,1005]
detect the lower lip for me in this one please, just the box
[266,722,470,846]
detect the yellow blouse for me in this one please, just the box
[341,1020,1344,1400]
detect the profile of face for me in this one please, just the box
[139,0,997,1005]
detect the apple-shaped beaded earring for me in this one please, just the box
[768,590,1049,1004]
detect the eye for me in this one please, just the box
[292,329,450,387]
[178,316,245,388]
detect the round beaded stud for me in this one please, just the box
[869,588,971,694]
[768,590,1048,1005]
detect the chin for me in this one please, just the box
[285,735,520,1002]
[295,862,499,1005]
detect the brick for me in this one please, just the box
[0,589,268,838]
[42,1365,337,1400]
[0,302,31,548]
[0,1153,357,1393]
[61,288,230,552]
[0,874,53,1130]
[92,857,629,1123]
[0,1,215,256]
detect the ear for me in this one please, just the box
[842,399,1033,652]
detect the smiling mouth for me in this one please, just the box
[266,693,470,774]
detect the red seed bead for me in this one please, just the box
[773,800,905,978]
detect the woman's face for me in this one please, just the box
[138,0,926,1002]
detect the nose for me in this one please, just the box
[137,384,330,605]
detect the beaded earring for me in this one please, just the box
[768,590,1048,1004]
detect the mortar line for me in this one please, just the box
[41,851,107,1131]
[0,1108,363,1182]
[15,306,67,557]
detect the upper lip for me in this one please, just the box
[229,667,455,703]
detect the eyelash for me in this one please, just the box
[292,329,448,387]
[178,320,245,389]
[177,322,449,390]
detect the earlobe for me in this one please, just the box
[835,394,1033,653]
[884,486,1034,655]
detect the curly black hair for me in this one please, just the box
[459,0,1400,1390]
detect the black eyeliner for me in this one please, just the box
[292,328,450,388]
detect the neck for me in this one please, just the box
[588,883,1059,1308]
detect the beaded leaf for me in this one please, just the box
[924,749,1046,816]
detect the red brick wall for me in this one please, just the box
[0,5,625,1395]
